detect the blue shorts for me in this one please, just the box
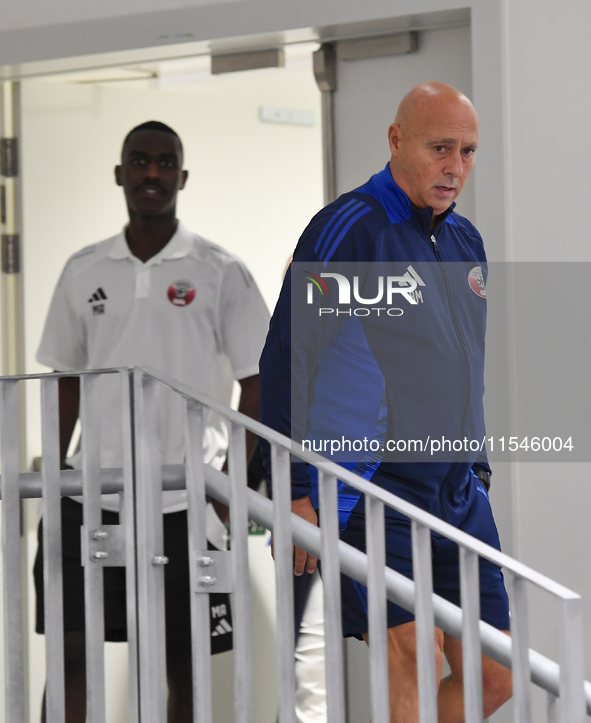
[339,476,510,637]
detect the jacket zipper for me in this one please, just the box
[429,232,472,521]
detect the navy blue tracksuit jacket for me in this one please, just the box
[260,164,491,526]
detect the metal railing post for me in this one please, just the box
[509,573,532,723]
[80,373,106,723]
[271,444,296,723]
[228,422,253,723]
[548,692,559,723]
[318,470,345,723]
[0,379,25,723]
[120,369,140,723]
[366,496,389,723]
[133,370,167,723]
[40,375,65,723]
[411,521,438,722]
[459,546,483,723]
[559,595,585,723]
[185,399,214,723]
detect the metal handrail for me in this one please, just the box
[1,366,589,722]
[138,366,590,722]
[4,461,591,714]
[1,367,581,598]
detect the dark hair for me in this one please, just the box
[121,121,183,157]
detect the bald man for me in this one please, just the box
[260,83,512,721]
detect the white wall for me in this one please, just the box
[498,1,591,717]
[4,0,591,718]
[504,0,591,264]
[333,24,473,217]
[18,55,321,722]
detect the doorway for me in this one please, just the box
[16,43,322,723]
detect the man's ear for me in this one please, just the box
[115,165,123,187]
[180,169,188,190]
[388,123,402,156]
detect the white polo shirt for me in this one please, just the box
[37,221,270,517]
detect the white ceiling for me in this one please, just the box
[0,0,240,32]
[0,5,469,74]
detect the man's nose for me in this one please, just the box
[446,150,464,178]
[145,160,161,178]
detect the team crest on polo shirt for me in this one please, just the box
[168,280,196,307]
[467,266,486,299]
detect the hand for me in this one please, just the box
[291,496,318,576]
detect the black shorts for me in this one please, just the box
[33,497,233,656]
[339,476,510,638]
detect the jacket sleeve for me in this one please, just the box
[259,193,387,500]
[259,266,314,499]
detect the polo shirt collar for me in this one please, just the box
[108,220,193,264]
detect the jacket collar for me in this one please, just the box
[368,163,456,233]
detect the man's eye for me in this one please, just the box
[131,158,147,166]
[434,146,447,153]
[160,160,176,168]
[463,148,476,157]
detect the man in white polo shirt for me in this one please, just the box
[34,121,270,723]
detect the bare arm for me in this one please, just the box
[214,374,260,523]
[57,375,80,468]
[237,374,260,465]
